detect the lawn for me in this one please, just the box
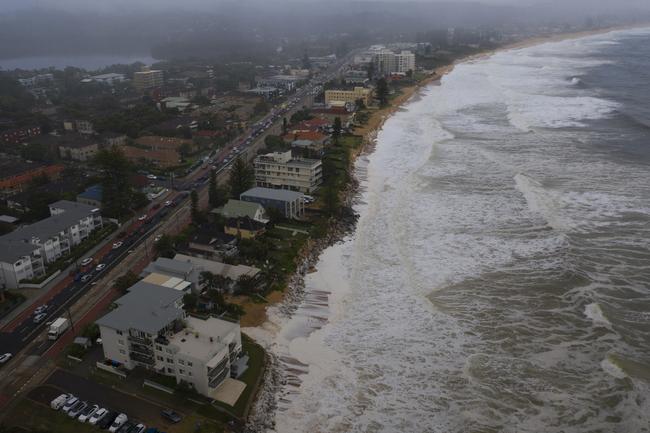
[6,398,98,433]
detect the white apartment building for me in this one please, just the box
[0,200,102,289]
[374,50,416,75]
[96,282,244,398]
[254,150,322,194]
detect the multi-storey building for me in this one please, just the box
[324,86,373,108]
[96,281,244,398]
[240,187,305,219]
[0,200,102,289]
[374,50,416,75]
[253,150,322,194]
[133,70,164,91]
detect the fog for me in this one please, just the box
[1,0,649,63]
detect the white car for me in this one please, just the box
[33,304,48,315]
[164,200,172,207]
[146,174,157,180]
[138,215,147,221]
[81,257,93,267]
[61,396,79,413]
[95,263,106,272]
[50,393,69,410]
[112,241,123,249]
[88,407,108,425]
[0,353,13,364]
[109,413,128,432]
[154,234,163,243]
[33,313,47,323]
[78,404,99,422]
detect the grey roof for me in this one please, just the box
[143,257,194,277]
[217,199,264,220]
[241,187,304,202]
[95,281,185,333]
[0,200,99,264]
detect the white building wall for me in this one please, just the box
[99,326,133,368]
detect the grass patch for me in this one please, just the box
[5,398,97,433]
[0,291,26,319]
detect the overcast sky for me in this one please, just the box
[2,0,649,13]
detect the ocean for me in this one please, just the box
[247,27,650,433]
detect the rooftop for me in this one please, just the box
[77,184,103,202]
[95,281,185,333]
[217,199,264,220]
[173,254,259,281]
[241,187,304,202]
[168,316,240,362]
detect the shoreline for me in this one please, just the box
[241,22,649,429]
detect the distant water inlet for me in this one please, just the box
[253,27,650,433]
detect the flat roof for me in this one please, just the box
[173,254,259,280]
[241,187,304,202]
[96,281,185,333]
[168,316,239,362]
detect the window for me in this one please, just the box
[156,345,162,351]
[166,358,173,363]
[167,367,173,374]
[157,356,163,361]
[188,372,192,377]
[179,369,184,375]
[187,361,193,367]
[117,330,123,336]
[118,339,124,345]
[166,348,173,354]
[178,359,185,365]
[119,349,126,355]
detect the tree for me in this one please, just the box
[355,98,366,111]
[178,142,193,160]
[236,274,259,295]
[208,169,226,208]
[200,271,231,293]
[376,78,389,106]
[154,234,176,258]
[282,117,288,135]
[94,147,135,219]
[367,62,375,80]
[332,117,342,144]
[182,293,198,311]
[228,157,254,199]
[322,183,340,216]
[190,189,202,225]
[114,271,140,293]
[264,135,288,152]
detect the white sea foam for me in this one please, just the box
[584,302,612,327]
[601,356,628,379]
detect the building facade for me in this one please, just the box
[133,70,164,91]
[240,187,305,219]
[254,151,322,194]
[324,87,373,108]
[0,200,102,289]
[374,50,416,75]
[96,282,243,398]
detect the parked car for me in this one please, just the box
[33,313,47,323]
[61,396,79,413]
[164,200,173,207]
[78,404,99,422]
[112,241,123,249]
[81,274,93,283]
[0,353,12,364]
[138,215,147,221]
[88,407,108,425]
[160,409,182,423]
[81,257,93,267]
[97,411,119,429]
[95,263,106,272]
[50,393,69,410]
[116,420,134,433]
[33,304,48,315]
[154,235,162,243]
[67,401,87,418]
[109,413,128,432]
[147,174,157,180]
[130,423,146,433]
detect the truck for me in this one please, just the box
[48,318,70,340]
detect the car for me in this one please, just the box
[89,407,108,425]
[33,313,47,323]
[117,421,135,433]
[61,396,78,413]
[147,174,157,180]
[81,257,94,266]
[154,234,163,243]
[160,409,182,423]
[109,413,128,432]
[138,214,147,221]
[112,241,123,249]
[130,423,146,433]
[50,393,70,410]
[95,263,106,272]
[81,274,93,283]
[98,411,119,429]
[78,404,99,422]
[67,401,87,418]
[164,200,172,207]
[33,304,48,315]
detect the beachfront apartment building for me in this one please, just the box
[374,50,416,75]
[325,87,373,108]
[96,281,244,398]
[253,150,322,194]
[240,187,305,219]
[0,200,102,289]
[133,69,164,91]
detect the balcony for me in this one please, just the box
[128,334,152,346]
[130,351,155,366]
